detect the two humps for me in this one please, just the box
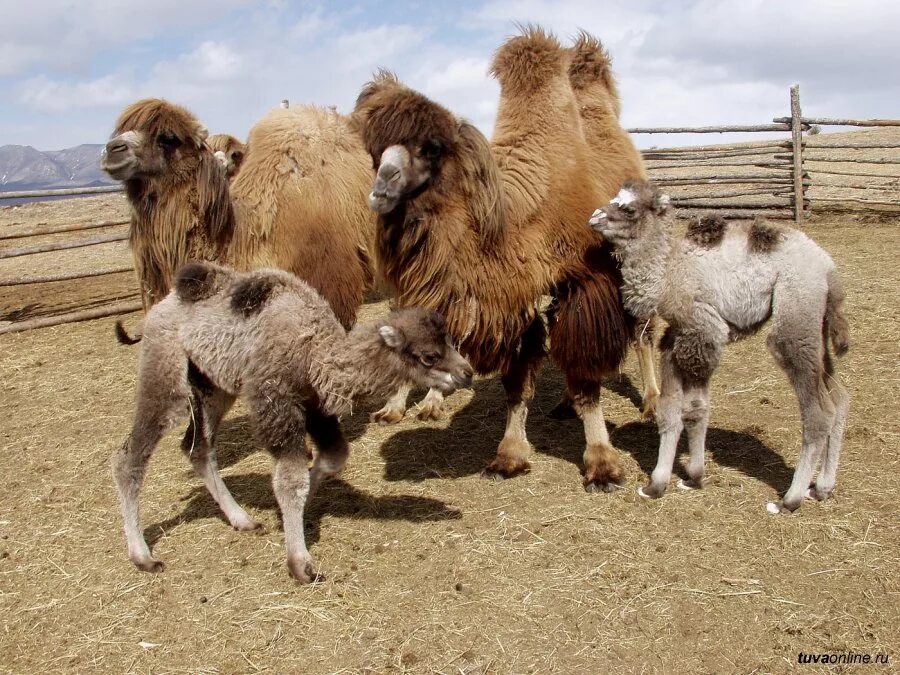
[591,180,850,514]
[111,261,472,582]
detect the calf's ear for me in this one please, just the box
[379,325,407,350]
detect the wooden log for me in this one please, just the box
[644,147,785,161]
[0,185,123,200]
[0,266,135,287]
[0,232,128,259]
[790,85,804,223]
[676,208,796,220]
[810,195,900,207]
[807,167,900,180]
[642,140,794,154]
[652,177,797,186]
[786,155,900,165]
[671,200,792,209]
[0,300,143,335]
[646,160,792,170]
[0,218,129,241]
[797,117,900,127]
[628,124,791,133]
[804,142,900,149]
[673,188,789,200]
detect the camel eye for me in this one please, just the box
[419,352,439,367]
[157,133,182,149]
[422,139,443,160]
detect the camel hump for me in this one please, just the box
[568,31,613,89]
[686,213,728,247]
[175,261,233,303]
[491,25,565,94]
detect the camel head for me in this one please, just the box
[352,72,461,215]
[207,133,246,179]
[589,180,672,246]
[102,98,210,182]
[377,307,474,394]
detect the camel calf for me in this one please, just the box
[112,262,472,582]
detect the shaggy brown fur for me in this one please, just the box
[103,100,375,327]
[567,32,659,419]
[351,28,637,490]
[207,133,246,179]
[686,214,728,247]
[112,262,472,582]
[748,217,784,253]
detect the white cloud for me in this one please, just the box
[19,73,137,113]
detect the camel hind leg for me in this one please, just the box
[766,289,836,513]
[810,364,850,502]
[112,341,191,572]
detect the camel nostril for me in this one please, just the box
[106,141,128,155]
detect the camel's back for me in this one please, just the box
[175,269,345,394]
[228,106,376,327]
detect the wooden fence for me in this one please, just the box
[1,85,898,333]
[627,84,900,222]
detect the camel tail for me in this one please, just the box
[824,270,850,365]
[114,320,142,345]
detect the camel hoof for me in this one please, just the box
[677,478,702,491]
[766,500,796,515]
[415,403,444,422]
[548,400,577,420]
[586,480,621,494]
[482,456,531,480]
[235,520,266,534]
[288,558,322,584]
[134,558,165,573]
[806,484,832,502]
[637,483,665,499]
[370,407,404,425]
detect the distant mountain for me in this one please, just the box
[0,144,116,191]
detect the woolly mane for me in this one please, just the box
[114,98,208,150]
[490,25,565,95]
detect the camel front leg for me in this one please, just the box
[484,319,545,479]
[635,327,660,419]
[370,384,411,425]
[573,383,624,493]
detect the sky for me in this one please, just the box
[1,0,897,151]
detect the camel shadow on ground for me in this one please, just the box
[144,473,460,551]
[380,366,795,494]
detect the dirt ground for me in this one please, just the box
[0,197,897,673]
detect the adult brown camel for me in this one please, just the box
[350,28,635,491]
[101,99,375,328]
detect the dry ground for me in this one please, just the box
[0,197,897,673]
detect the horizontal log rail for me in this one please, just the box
[0,266,135,287]
[0,300,142,335]
[0,218,129,241]
[0,185,122,200]
[0,232,128,259]
[627,123,791,133]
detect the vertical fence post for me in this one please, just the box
[281,99,290,109]
[790,84,805,223]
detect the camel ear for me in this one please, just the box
[192,122,209,147]
[379,325,406,350]
[654,193,672,214]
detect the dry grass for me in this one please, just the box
[0,197,898,673]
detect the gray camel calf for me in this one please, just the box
[112,262,472,581]
[591,180,850,513]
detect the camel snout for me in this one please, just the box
[452,368,474,389]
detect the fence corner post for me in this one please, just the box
[790,84,805,224]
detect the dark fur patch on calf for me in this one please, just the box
[176,262,219,302]
[748,218,783,254]
[231,275,278,317]
[686,214,727,247]
[187,359,216,396]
